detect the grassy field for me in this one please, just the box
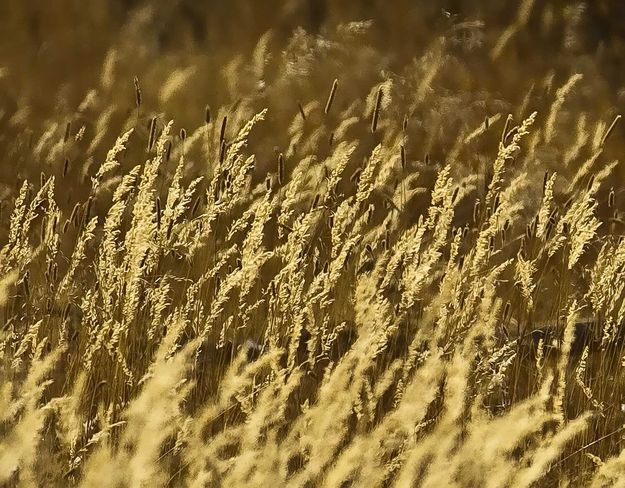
[2,1,625,486]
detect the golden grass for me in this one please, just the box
[2,2,625,486]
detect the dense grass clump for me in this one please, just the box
[2,1,625,486]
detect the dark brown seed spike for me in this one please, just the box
[220,116,228,143]
[165,141,172,163]
[84,196,93,224]
[219,140,226,163]
[64,121,71,144]
[297,101,306,121]
[312,193,320,209]
[503,301,511,320]
[134,76,142,108]
[277,153,285,185]
[148,117,157,151]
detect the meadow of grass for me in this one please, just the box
[3,1,625,486]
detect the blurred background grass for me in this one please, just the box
[1,0,625,233]
[2,0,624,122]
[2,2,625,82]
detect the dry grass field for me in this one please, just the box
[3,1,625,486]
